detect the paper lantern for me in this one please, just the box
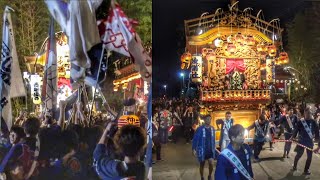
[268,45,277,57]
[118,115,140,128]
[235,33,244,44]
[190,55,203,83]
[30,74,42,105]
[257,43,267,52]
[227,35,234,43]
[279,52,289,63]
[227,43,236,53]
[246,35,255,46]
[214,38,224,47]
[180,52,192,69]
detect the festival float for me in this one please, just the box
[181,1,294,144]
[24,32,71,111]
[113,43,152,126]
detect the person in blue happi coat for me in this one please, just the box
[192,114,215,180]
[215,124,254,180]
[290,109,319,175]
[94,123,147,180]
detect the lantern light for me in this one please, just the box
[227,35,234,43]
[214,38,224,47]
[246,35,255,46]
[227,43,236,53]
[235,33,244,43]
[268,44,277,57]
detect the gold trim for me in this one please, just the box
[188,27,272,46]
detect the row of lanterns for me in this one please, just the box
[202,90,271,101]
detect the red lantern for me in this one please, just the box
[279,52,289,63]
[227,43,236,53]
[268,45,277,57]
[227,35,235,43]
[246,35,255,46]
[180,52,192,69]
[235,33,244,44]
[257,44,264,52]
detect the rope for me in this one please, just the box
[215,139,318,155]
[272,139,315,152]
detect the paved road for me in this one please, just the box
[153,140,320,180]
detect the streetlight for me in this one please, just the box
[180,73,185,96]
[180,72,185,88]
[163,85,167,96]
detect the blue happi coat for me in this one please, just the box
[215,143,253,180]
[192,125,215,162]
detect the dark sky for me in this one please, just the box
[152,0,306,98]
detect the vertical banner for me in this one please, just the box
[191,55,202,83]
[266,58,272,83]
[0,6,26,132]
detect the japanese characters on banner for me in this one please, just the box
[191,55,203,83]
[266,58,273,83]
[30,74,42,105]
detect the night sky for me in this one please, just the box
[152,0,306,98]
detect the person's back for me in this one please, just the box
[94,124,147,180]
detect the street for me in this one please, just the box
[153,140,320,180]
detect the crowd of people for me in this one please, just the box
[152,97,320,180]
[0,100,149,180]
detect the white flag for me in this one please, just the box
[0,6,26,131]
[102,1,152,82]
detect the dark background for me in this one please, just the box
[152,0,307,98]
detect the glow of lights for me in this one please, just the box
[244,129,249,137]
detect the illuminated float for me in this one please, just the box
[113,43,151,127]
[181,1,293,144]
[24,32,71,109]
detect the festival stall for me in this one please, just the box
[181,2,294,144]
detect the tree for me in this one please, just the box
[286,4,320,102]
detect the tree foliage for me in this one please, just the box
[286,3,320,102]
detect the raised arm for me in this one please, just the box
[58,100,67,130]
[247,122,256,131]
